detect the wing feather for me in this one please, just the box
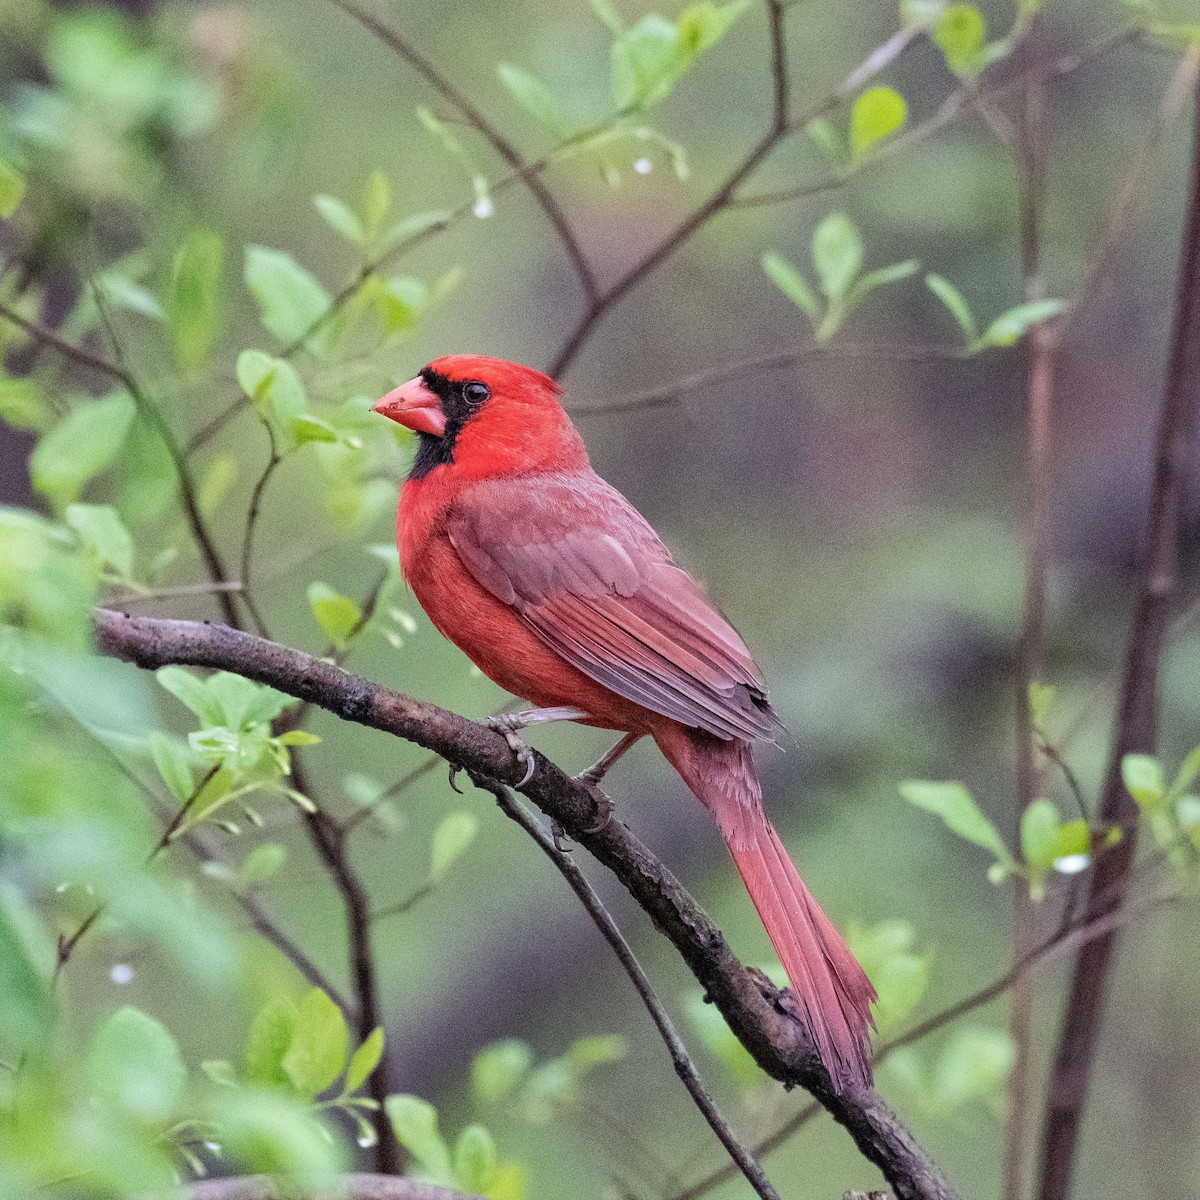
[447,473,779,741]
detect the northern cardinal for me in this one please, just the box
[374,355,875,1091]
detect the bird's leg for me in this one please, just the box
[575,732,641,788]
[483,707,589,788]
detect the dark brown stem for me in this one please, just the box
[1035,74,1200,1200]
[292,756,398,1174]
[92,608,957,1200]
[240,420,282,639]
[1007,22,1052,1198]
[327,0,597,302]
[487,783,782,1200]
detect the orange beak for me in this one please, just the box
[372,376,446,437]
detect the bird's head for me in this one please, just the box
[373,354,586,481]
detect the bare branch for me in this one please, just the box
[92,607,958,1200]
[1035,72,1200,1200]
[485,782,782,1200]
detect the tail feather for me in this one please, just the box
[655,726,876,1092]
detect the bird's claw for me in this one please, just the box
[551,820,571,853]
[484,716,537,788]
[579,787,614,835]
[447,763,464,794]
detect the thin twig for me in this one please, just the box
[568,343,966,415]
[484,781,782,1200]
[1036,68,1200,1200]
[240,420,282,639]
[106,581,247,605]
[328,0,598,303]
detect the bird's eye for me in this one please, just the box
[463,381,490,405]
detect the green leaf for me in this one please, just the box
[0,375,49,432]
[811,212,863,301]
[314,194,367,245]
[1020,799,1061,869]
[277,730,321,746]
[89,1006,186,1122]
[242,843,287,885]
[156,666,223,726]
[762,252,821,325]
[380,209,451,255]
[149,731,196,802]
[934,3,986,76]
[211,1088,343,1184]
[66,503,133,579]
[676,1,749,56]
[925,272,978,344]
[850,86,907,157]
[472,1039,533,1107]
[590,0,625,35]
[244,245,331,345]
[290,414,339,445]
[0,155,25,218]
[344,1027,385,1095]
[1053,819,1091,863]
[362,171,392,234]
[307,581,362,649]
[453,1124,498,1192]
[978,299,1065,348]
[933,1027,1014,1106]
[0,894,52,1046]
[847,921,930,1034]
[899,780,1015,866]
[1122,753,1165,809]
[1028,681,1056,728]
[244,995,299,1088]
[236,350,308,444]
[565,1034,627,1073]
[611,14,679,108]
[430,811,480,880]
[385,1095,453,1185]
[167,229,225,373]
[498,64,569,135]
[372,274,428,335]
[901,0,948,28]
[845,259,921,312]
[30,392,136,508]
[1169,744,1200,798]
[97,273,165,323]
[282,988,349,1100]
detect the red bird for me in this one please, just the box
[374,355,876,1091]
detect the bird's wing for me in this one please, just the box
[447,473,779,741]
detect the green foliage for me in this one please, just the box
[607,1,748,109]
[899,780,1017,881]
[430,810,480,880]
[89,1007,187,1123]
[0,155,26,218]
[933,4,986,76]
[925,273,1065,353]
[66,503,134,581]
[167,230,225,373]
[498,65,572,136]
[887,1026,1014,1116]
[307,581,362,649]
[30,392,136,509]
[847,921,932,1035]
[850,86,908,157]
[1122,750,1200,873]
[245,246,331,346]
[764,212,918,340]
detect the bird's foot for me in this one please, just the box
[447,762,464,794]
[582,790,614,835]
[550,820,572,853]
[483,714,537,787]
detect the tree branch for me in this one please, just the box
[92,607,958,1200]
[1035,74,1200,1200]
[484,782,781,1200]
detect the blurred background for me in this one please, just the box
[1,1,1199,1198]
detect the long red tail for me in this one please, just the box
[655,726,876,1092]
